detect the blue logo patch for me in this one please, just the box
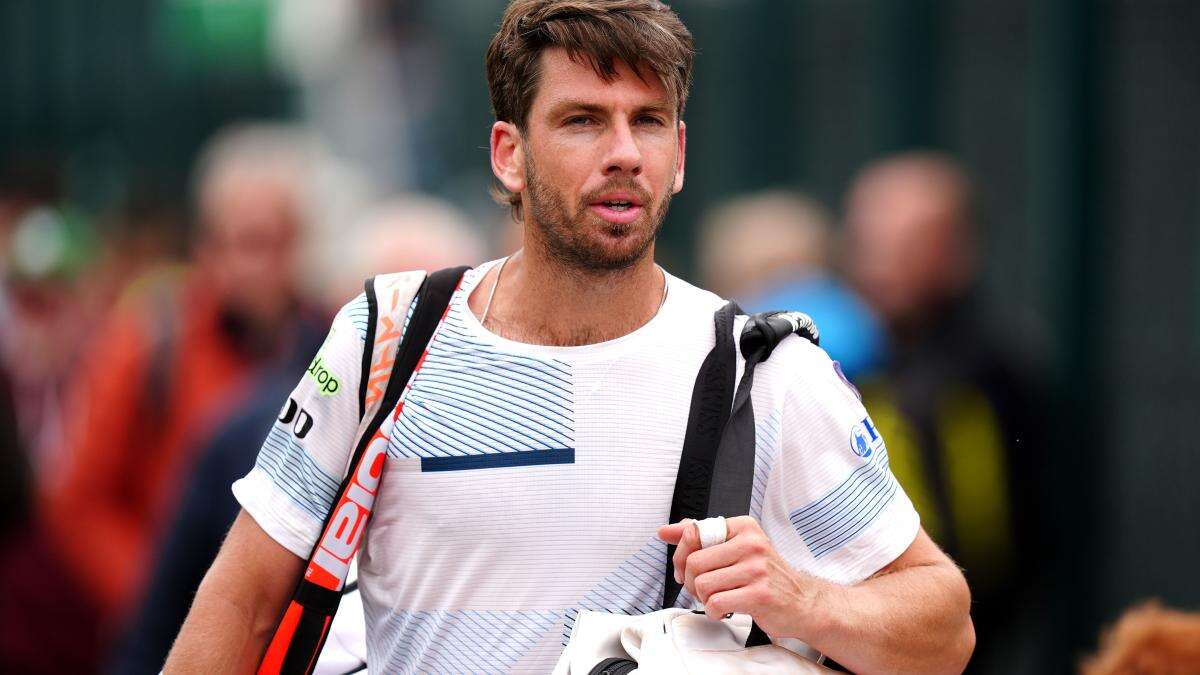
[850,416,885,458]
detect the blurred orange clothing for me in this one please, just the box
[44,270,255,621]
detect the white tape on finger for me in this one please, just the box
[696,516,728,549]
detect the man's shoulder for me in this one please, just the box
[752,322,856,408]
[763,329,833,373]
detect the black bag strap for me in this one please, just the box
[664,302,739,609]
[259,266,469,675]
[356,277,382,422]
[709,311,820,519]
[663,306,820,611]
[350,266,469,481]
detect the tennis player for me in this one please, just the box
[166,2,974,672]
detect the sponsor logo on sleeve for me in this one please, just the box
[850,416,885,458]
[306,354,342,397]
[277,398,314,439]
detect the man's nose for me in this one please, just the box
[602,121,642,176]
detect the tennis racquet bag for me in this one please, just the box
[257,266,469,675]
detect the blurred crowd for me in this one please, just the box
[5,0,1199,672]
[23,112,1200,675]
[0,117,1063,672]
[11,110,1200,672]
[0,122,488,673]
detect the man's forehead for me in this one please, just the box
[532,47,673,113]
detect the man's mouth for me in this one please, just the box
[589,201,645,225]
[587,190,648,225]
[601,199,634,212]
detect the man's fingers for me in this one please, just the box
[663,516,765,586]
[691,561,758,604]
[670,521,701,584]
[724,515,763,539]
[681,541,745,596]
[703,587,754,621]
[657,522,688,545]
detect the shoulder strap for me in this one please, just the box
[356,270,428,425]
[356,278,381,422]
[663,302,739,610]
[709,310,820,518]
[258,266,469,675]
[663,306,819,610]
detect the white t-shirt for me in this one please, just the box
[234,260,919,674]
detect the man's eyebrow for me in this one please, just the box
[544,99,675,119]
[633,103,673,117]
[545,100,606,118]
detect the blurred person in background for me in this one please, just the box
[322,194,487,307]
[0,181,32,536]
[2,207,101,481]
[698,189,885,381]
[110,195,485,675]
[42,123,328,644]
[844,151,1049,672]
[0,167,111,674]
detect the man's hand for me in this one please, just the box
[660,519,974,674]
[658,516,824,638]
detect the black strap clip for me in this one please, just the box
[740,311,820,362]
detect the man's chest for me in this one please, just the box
[381,333,702,469]
[360,342,705,607]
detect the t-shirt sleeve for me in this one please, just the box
[232,294,371,558]
[759,339,921,585]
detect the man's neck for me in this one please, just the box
[467,245,665,347]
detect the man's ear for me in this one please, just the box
[672,120,687,194]
[491,121,526,194]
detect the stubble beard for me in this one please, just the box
[523,156,673,273]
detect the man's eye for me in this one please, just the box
[636,115,666,127]
[566,115,596,127]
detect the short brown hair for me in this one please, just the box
[486,0,695,217]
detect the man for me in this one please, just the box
[844,152,1049,671]
[167,2,974,673]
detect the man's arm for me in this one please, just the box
[164,510,303,673]
[800,528,974,674]
[660,520,974,675]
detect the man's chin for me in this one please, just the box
[545,230,650,272]
[583,236,656,270]
[573,218,651,263]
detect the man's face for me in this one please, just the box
[844,173,965,327]
[506,48,686,271]
[198,173,299,323]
